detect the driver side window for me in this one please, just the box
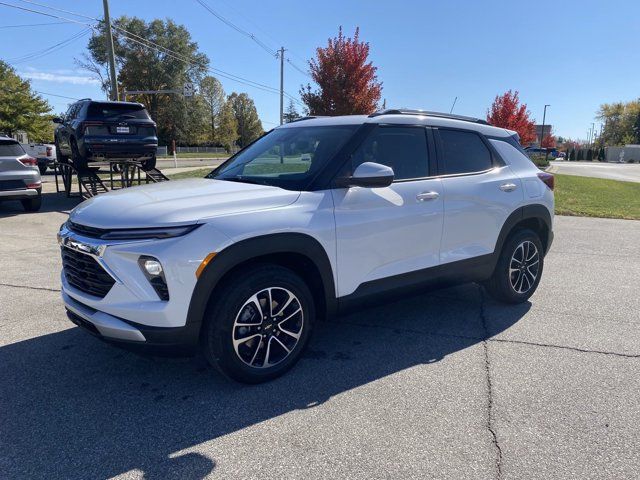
[350,126,429,181]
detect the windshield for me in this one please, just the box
[209,125,357,190]
[0,141,25,157]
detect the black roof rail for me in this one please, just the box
[288,116,326,123]
[369,108,490,125]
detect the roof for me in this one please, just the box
[279,110,512,137]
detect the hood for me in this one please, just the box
[69,178,301,229]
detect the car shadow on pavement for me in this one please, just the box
[0,192,79,218]
[0,284,529,479]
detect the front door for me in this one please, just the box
[331,125,444,297]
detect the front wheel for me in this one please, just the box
[483,229,544,304]
[201,265,314,383]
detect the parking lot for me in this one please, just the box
[1,192,639,479]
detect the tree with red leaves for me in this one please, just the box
[486,90,536,146]
[541,126,556,148]
[300,27,382,116]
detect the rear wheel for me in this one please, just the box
[484,229,544,304]
[140,155,157,171]
[55,139,68,164]
[201,264,314,383]
[70,138,88,171]
[21,192,42,212]
[38,163,47,175]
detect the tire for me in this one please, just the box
[201,264,315,383]
[21,193,42,212]
[70,138,88,171]
[55,139,68,164]
[483,229,544,304]
[140,155,157,171]
[38,164,47,175]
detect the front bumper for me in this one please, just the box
[57,221,231,349]
[63,291,201,349]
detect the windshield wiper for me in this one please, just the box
[217,176,267,186]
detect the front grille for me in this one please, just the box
[68,221,108,239]
[61,247,115,298]
[0,179,25,191]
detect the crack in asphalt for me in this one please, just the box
[479,289,503,480]
[0,283,61,293]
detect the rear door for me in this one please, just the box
[435,128,523,265]
[332,125,444,297]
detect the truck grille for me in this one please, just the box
[61,247,115,298]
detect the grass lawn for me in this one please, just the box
[166,170,640,221]
[554,174,640,220]
[166,168,213,180]
[158,152,229,159]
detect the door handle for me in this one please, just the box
[499,183,517,192]
[416,191,440,201]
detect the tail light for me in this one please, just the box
[537,172,555,191]
[82,121,107,134]
[46,146,53,157]
[19,157,38,167]
[26,181,42,189]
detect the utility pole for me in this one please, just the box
[279,47,285,125]
[102,0,119,101]
[540,104,550,147]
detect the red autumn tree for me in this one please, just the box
[541,126,557,148]
[300,27,382,115]
[486,90,536,146]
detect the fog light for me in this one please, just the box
[143,259,163,276]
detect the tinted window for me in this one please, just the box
[439,129,492,175]
[0,141,25,156]
[212,125,357,190]
[351,126,429,180]
[87,102,150,119]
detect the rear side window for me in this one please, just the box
[439,129,492,175]
[350,126,429,180]
[0,141,25,156]
[87,103,150,119]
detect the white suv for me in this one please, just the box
[58,110,554,383]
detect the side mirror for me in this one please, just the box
[336,162,394,188]
[52,117,63,124]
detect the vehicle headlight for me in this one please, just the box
[138,256,169,301]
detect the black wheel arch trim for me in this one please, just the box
[185,232,338,330]
[494,204,553,259]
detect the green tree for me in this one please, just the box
[216,100,238,152]
[199,76,225,143]
[228,92,263,147]
[597,99,640,146]
[283,99,301,123]
[0,61,52,141]
[79,16,209,145]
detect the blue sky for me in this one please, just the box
[1,0,639,139]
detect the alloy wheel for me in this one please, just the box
[509,240,540,294]
[232,287,304,368]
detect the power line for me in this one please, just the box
[0,1,96,27]
[286,58,311,79]
[7,27,90,64]
[1,0,305,107]
[0,20,70,28]
[194,0,277,57]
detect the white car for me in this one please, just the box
[0,136,42,211]
[22,142,56,175]
[58,109,555,383]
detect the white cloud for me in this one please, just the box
[20,71,100,85]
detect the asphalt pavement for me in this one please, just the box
[1,194,639,479]
[549,161,640,183]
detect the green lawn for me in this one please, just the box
[158,152,229,159]
[166,168,213,180]
[166,170,640,221]
[554,174,640,220]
